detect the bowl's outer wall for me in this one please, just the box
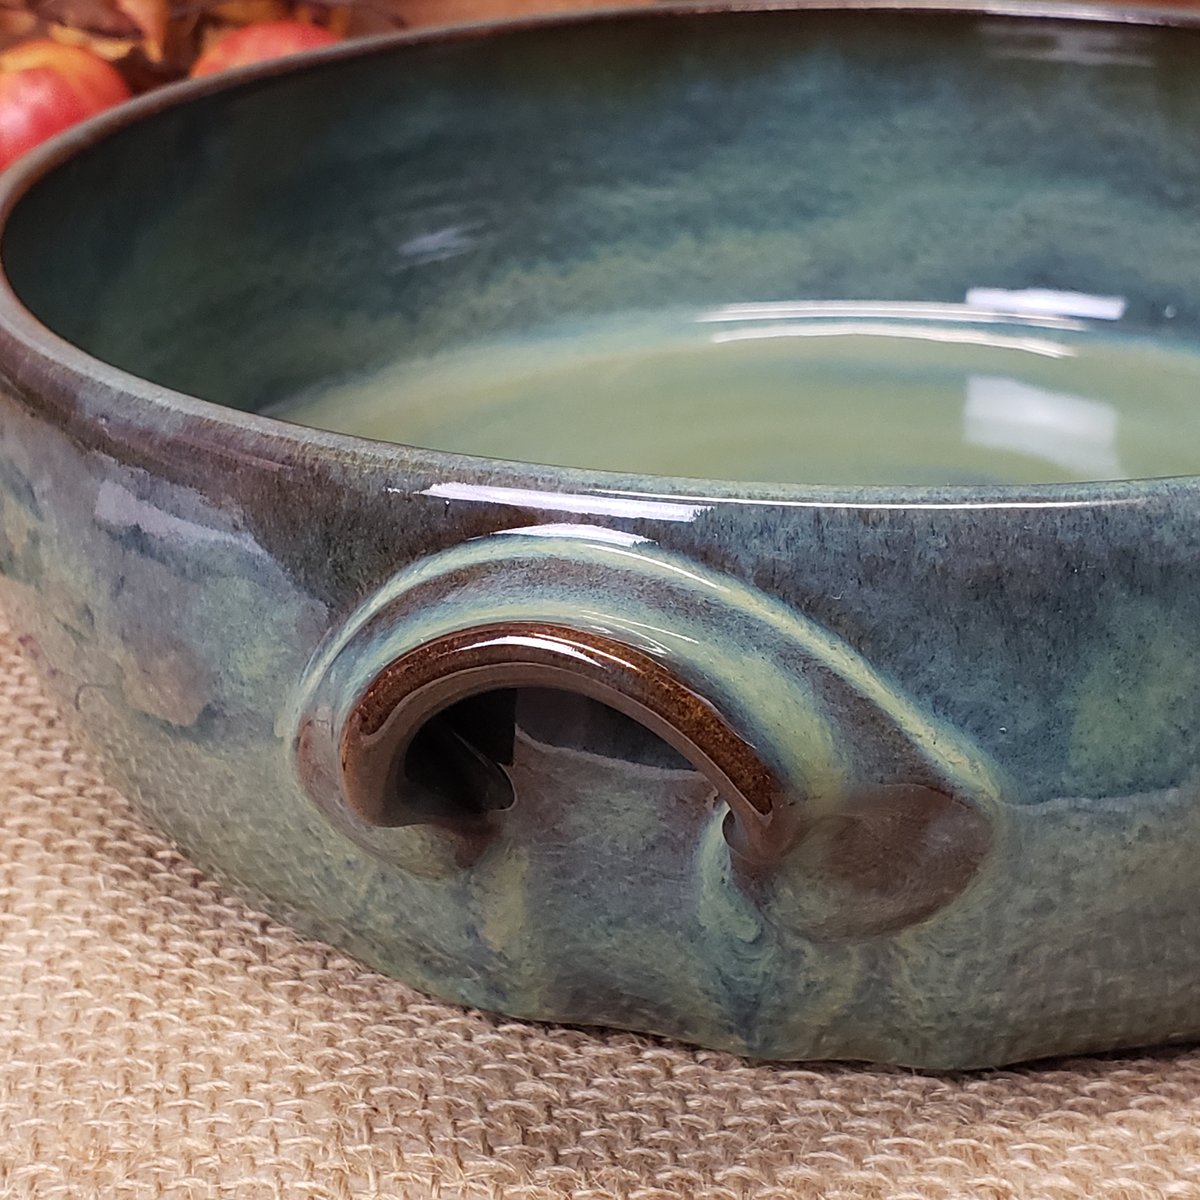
[1,8,1200,1067]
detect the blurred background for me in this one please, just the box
[7,0,1189,96]
[0,0,646,90]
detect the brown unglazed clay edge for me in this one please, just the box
[338,621,792,864]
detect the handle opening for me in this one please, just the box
[383,685,701,828]
[337,621,789,861]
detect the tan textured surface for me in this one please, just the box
[4,614,1200,1200]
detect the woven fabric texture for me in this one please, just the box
[3,612,1200,1200]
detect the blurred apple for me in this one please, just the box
[190,20,339,77]
[0,40,130,170]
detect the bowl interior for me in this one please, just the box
[5,6,1200,485]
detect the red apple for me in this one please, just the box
[190,21,340,78]
[0,41,130,172]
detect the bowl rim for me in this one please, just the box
[1,0,1198,511]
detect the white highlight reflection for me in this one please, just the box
[396,225,477,265]
[981,23,1154,68]
[477,634,600,666]
[420,481,712,522]
[709,321,1077,359]
[699,301,1086,331]
[493,522,652,546]
[594,487,1135,512]
[965,287,1127,322]
[964,376,1122,478]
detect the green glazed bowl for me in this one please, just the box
[1,0,1200,1068]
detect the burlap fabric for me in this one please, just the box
[3,612,1200,1199]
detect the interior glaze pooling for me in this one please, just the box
[5,8,1200,484]
[272,307,1200,485]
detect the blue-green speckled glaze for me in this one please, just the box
[1,2,1200,1067]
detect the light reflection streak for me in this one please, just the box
[492,522,652,546]
[592,487,1138,513]
[708,321,1077,359]
[420,481,712,522]
[478,633,636,671]
[964,375,1122,477]
[964,287,1127,321]
[698,300,1087,331]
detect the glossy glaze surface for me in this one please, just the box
[0,4,1199,1067]
[275,312,1200,485]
